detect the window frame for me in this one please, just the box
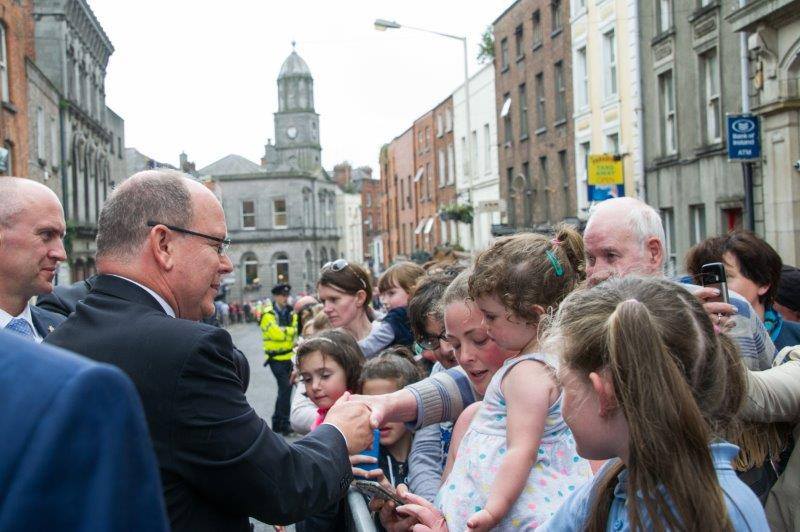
[273,198,288,229]
[241,199,256,230]
[603,30,618,99]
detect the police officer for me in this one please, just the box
[261,283,298,435]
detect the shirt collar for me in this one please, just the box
[0,304,43,342]
[108,275,176,318]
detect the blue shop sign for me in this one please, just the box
[727,114,760,161]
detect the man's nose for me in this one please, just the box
[220,254,233,273]
[51,238,67,261]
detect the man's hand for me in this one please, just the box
[324,392,373,454]
[394,484,449,532]
[694,287,737,332]
[348,393,390,428]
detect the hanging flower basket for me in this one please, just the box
[438,203,474,224]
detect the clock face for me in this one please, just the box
[286,126,298,140]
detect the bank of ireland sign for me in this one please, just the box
[727,114,760,161]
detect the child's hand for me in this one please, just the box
[466,508,499,532]
[349,455,389,488]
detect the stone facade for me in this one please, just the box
[26,59,61,197]
[201,48,339,301]
[728,0,800,265]
[494,0,577,234]
[33,0,125,282]
[641,0,750,275]
[453,64,501,252]
[1,0,36,177]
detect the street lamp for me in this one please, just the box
[374,18,474,246]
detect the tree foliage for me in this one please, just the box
[477,26,495,64]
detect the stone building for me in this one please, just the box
[493,0,577,234]
[32,0,125,282]
[201,48,339,301]
[640,0,752,275]
[453,64,501,252]
[1,0,36,178]
[26,59,61,197]
[729,0,800,265]
[336,187,363,265]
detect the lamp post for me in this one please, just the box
[375,18,474,249]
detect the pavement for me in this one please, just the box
[226,321,300,531]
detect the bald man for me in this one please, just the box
[0,177,67,341]
[46,170,373,532]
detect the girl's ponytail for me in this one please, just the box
[552,224,586,282]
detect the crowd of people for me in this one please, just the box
[2,169,800,531]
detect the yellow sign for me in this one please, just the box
[588,154,623,185]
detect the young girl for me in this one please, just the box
[437,227,592,531]
[295,328,364,431]
[360,262,426,358]
[540,276,768,530]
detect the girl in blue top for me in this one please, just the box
[539,276,768,531]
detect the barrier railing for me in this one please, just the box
[345,487,377,532]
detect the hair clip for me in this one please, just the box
[545,250,564,277]
[550,238,561,246]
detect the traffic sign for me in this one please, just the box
[727,114,760,161]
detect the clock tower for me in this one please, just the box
[269,44,322,175]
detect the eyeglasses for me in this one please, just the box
[322,259,367,289]
[146,221,231,255]
[416,331,448,350]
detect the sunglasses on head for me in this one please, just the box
[322,259,367,289]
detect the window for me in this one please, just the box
[273,252,290,284]
[483,124,491,173]
[660,208,676,276]
[36,108,45,162]
[658,0,672,33]
[535,73,546,129]
[574,47,588,110]
[722,207,743,232]
[578,141,590,183]
[460,137,467,179]
[436,114,444,137]
[1,141,11,175]
[606,132,620,154]
[701,48,721,144]
[243,254,259,286]
[551,0,563,33]
[417,131,423,151]
[447,143,455,184]
[273,199,287,228]
[445,108,453,132]
[426,162,432,199]
[540,156,550,221]
[689,204,706,245]
[501,93,513,143]
[658,70,677,155]
[558,150,569,189]
[366,193,372,208]
[603,30,617,98]
[532,11,542,48]
[438,148,446,186]
[241,200,256,229]
[0,24,8,103]
[500,38,509,70]
[425,127,430,147]
[400,179,405,211]
[554,61,566,122]
[575,0,586,11]
[519,84,529,138]
[50,117,59,167]
[506,167,516,225]
[522,162,532,226]
[471,130,478,179]
[515,25,524,59]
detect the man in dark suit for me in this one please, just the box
[0,177,67,341]
[47,169,373,532]
[36,274,96,318]
[0,328,169,530]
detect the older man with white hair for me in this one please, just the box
[583,196,774,370]
[0,177,67,341]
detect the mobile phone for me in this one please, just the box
[352,480,405,505]
[700,262,729,304]
[354,428,381,479]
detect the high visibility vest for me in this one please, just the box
[260,303,297,361]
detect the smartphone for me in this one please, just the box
[354,428,381,479]
[700,262,729,304]
[352,480,405,505]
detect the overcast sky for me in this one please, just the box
[89,0,512,176]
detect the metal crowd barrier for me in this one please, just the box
[345,487,377,532]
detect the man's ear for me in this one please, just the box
[589,371,618,417]
[149,226,176,271]
[645,236,664,269]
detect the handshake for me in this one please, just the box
[323,392,394,454]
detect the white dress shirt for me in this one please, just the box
[108,275,176,318]
[0,304,44,343]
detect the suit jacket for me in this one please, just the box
[36,276,96,318]
[29,304,66,338]
[46,274,352,532]
[0,329,168,531]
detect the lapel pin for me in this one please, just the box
[48,325,55,333]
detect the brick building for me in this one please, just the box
[493,0,577,233]
[412,110,438,254]
[432,96,457,246]
[0,0,35,178]
[381,127,415,263]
